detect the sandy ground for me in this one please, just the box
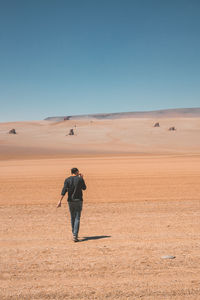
[0,154,200,299]
[0,116,200,299]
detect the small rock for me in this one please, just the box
[9,128,17,134]
[68,128,74,135]
[161,255,176,259]
[168,126,176,131]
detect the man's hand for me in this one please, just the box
[79,173,83,178]
[57,196,64,208]
[57,200,62,208]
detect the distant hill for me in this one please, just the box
[45,107,200,121]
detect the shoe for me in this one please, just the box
[73,235,79,242]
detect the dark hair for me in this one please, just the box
[71,167,79,174]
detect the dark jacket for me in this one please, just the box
[61,175,86,202]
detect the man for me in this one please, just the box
[57,168,86,242]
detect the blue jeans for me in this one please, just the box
[68,201,83,237]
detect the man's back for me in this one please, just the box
[61,175,86,201]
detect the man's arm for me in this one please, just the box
[79,174,86,190]
[57,179,68,208]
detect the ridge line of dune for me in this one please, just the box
[44,107,200,121]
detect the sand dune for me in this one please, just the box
[0,115,200,159]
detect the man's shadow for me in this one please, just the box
[80,235,111,242]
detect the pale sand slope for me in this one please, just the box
[0,155,200,299]
[0,117,200,159]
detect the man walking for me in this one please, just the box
[57,168,86,242]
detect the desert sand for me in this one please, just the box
[0,114,200,299]
[1,116,200,159]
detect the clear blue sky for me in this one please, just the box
[0,0,200,121]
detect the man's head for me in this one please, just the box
[71,167,79,175]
